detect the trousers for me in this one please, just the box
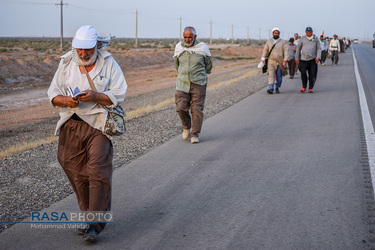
[331,50,339,65]
[299,59,318,90]
[58,118,113,233]
[321,50,327,64]
[175,82,207,138]
[287,59,296,77]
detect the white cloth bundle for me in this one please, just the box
[173,41,211,58]
[257,61,265,68]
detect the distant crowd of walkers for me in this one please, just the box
[261,26,351,94]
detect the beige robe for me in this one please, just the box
[262,39,288,84]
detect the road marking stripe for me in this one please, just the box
[352,48,375,194]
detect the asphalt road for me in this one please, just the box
[353,43,375,122]
[1,44,375,249]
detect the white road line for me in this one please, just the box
[352,48,375,192]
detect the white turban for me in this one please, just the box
[272,27,280,33]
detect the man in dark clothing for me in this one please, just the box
[295,27,321,93]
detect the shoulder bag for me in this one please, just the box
[262,40,278,73]
[83,66,126,136]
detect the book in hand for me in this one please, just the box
[67,86,86,99]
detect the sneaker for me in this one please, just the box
[275,88,280,94]
[191,137,199,144]
[300,88,306,93]
[267,89,274,94]
[308,89,313,93]
[290,76,294,79]
[182,129,190,140]
[322,63,326,66]
[83,227,98,243]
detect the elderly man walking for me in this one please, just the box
[173,26,212,144]
[329,34,340,66]
[296,27,321,93]
[261,27,287,94]
[47,25,127,242]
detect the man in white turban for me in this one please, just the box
[261,27,288,94]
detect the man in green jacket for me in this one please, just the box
[173,26,213,143]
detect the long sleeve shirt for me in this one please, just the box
[296,35,321,61]
[174,40,213,93]
[287,44,297,60]
[261,38,288,65]
[47,50,127,136]
[329,39,341,51]
[320,40,327,51]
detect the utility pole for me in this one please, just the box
[179,16,182,42]
[135,9,138,47]
[210,20,212,45]
[259,28,261,41]
[55,0,67,51]
[231,24,234,44]
[247,27,249,44]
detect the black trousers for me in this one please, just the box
[320,51,327,64]
[299,59,318,89]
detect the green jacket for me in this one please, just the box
[174,40,213,93]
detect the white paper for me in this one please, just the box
[67,86,85,99]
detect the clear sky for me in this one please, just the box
[0,0,374,41]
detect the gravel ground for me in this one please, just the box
[0,72,267,232]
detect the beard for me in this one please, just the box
[273,35,279,39]
[185,39,195,47]
[72,47,98,66]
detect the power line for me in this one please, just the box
[68,4,132,15]
[0,1,281,41]
[0,0,54,5]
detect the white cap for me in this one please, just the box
[72,25,98,49]
[271,27,280,33]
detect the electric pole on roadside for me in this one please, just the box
[135,9,138,47]
[247,27,249,44]
[210,20,212,45]
[259,28,261,41]
[231,24,234,44]
[56,0,67,51]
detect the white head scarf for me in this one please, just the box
[272,27,280,33]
